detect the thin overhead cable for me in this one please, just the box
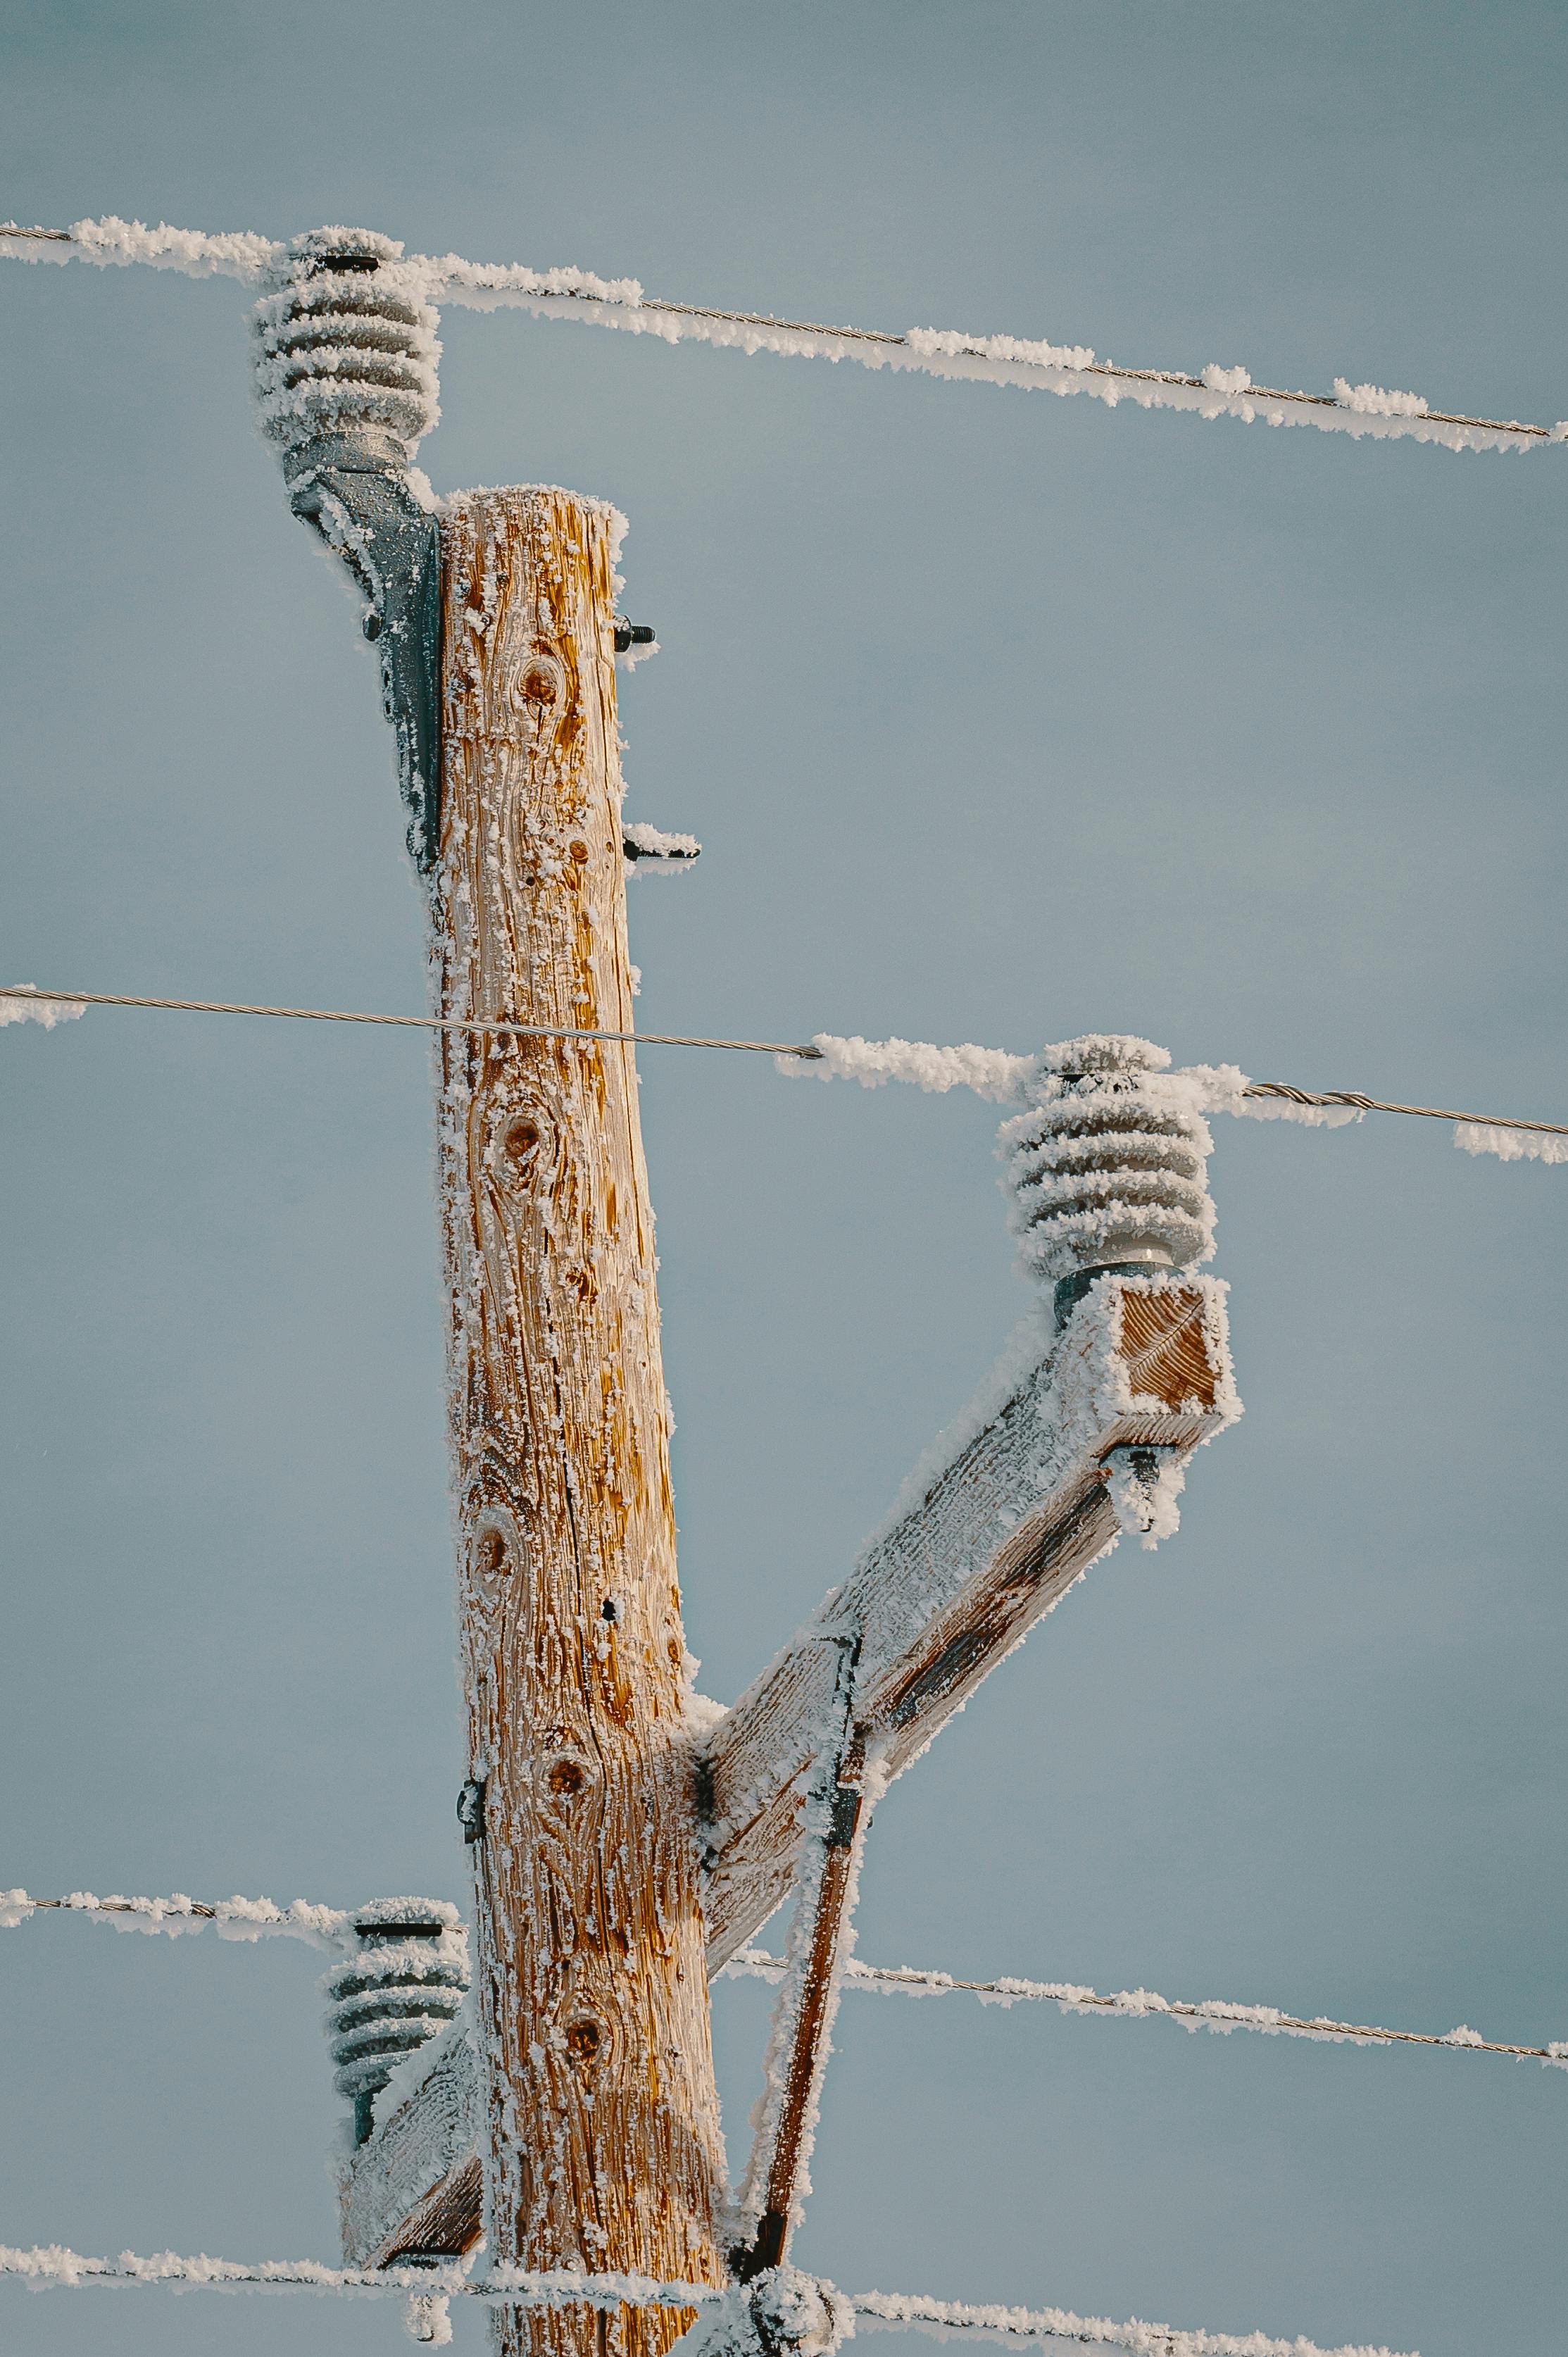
[0,1889,352,1949]
[13,1893,1557,2069]
[0,2247,722,2311]
[1,215,1560,458]
[1243,1081,1568,1134]
[0,2246,1414,2357]
[724,1949,1568,2068]
[0,985,817,1059]
[4,987,1564,1156]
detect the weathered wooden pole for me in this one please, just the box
[259,236,1243,2337]
[435,487,728,2357]
[253,232,728,2356]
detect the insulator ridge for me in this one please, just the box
[1000,1035,1217,1315]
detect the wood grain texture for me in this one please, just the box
[435,489,727,2357]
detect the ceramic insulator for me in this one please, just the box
[1001,1034,1216,1311]
[251,227,440,470]
[322,1898,468,2137]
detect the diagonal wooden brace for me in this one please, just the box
[699,1275,1239,1973]
[730,1642,867,2281]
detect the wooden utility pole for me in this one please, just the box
[259,230,1241,2347]
[434,487,727,2355]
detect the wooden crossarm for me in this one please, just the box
[698,1275,1238,1969]
[339,2019,482,2268]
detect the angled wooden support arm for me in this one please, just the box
[340,2018,483,2268]
[698,1275,1239,1971]
[729,1639,867,2282]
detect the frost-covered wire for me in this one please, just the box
[723,1949,1567,2068]
[7,989,1566,1158]
[1,1888,353,1949]
[18,1891,1555,2067]
[0,985,818,1058]
[0,2246,1413,2357]
[790,1032,1568,1161]
[0,2246,722,2308]
[851,2288,1410,2357]
[1,214,1562,459]
[0,983,84,1028]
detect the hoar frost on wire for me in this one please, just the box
[851,2288,1411,2357]
[721,1946,1567,2065]
[1454,1121,1568,1165]
[1,984,86,1030]
[781,1033,1365,1131]
[0,2249,1407,2357]
[0,1888,354,1947]
[781,1034,1038,1101]
[4,216,1552,456]
[1334,377,1429,417]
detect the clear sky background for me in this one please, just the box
[2,6,1566,2353]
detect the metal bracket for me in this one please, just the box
[286,442,443,872]
[456,1776,487,1844]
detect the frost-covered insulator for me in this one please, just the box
[251,229,444,872]
[1001,1034,1216,1326]
[250,228,440,477]
[322,1898,469,2146]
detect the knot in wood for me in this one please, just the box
[468,1511,523,1611]
[538,1748,598,1817]
[506,642,568,738]
[563,2015,605,2065]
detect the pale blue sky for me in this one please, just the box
[2,6,1565,2353]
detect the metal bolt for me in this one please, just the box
[457,1777,487,1843]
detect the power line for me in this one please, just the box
[6,988,1567,1148]
[14,1892,1557,2068]
[0,2246,722,2310]
[0,2244,1414,2357]
[724,1949,1567,2067]
[1,1889,351,1947]
[2,215,1560,458]
[1245,1080,1568,1135]
[0,985,819,1059]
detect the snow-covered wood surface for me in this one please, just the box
[432,488,728,2356]
[339,2014,482,2266]
[699,1276,1238,1970]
